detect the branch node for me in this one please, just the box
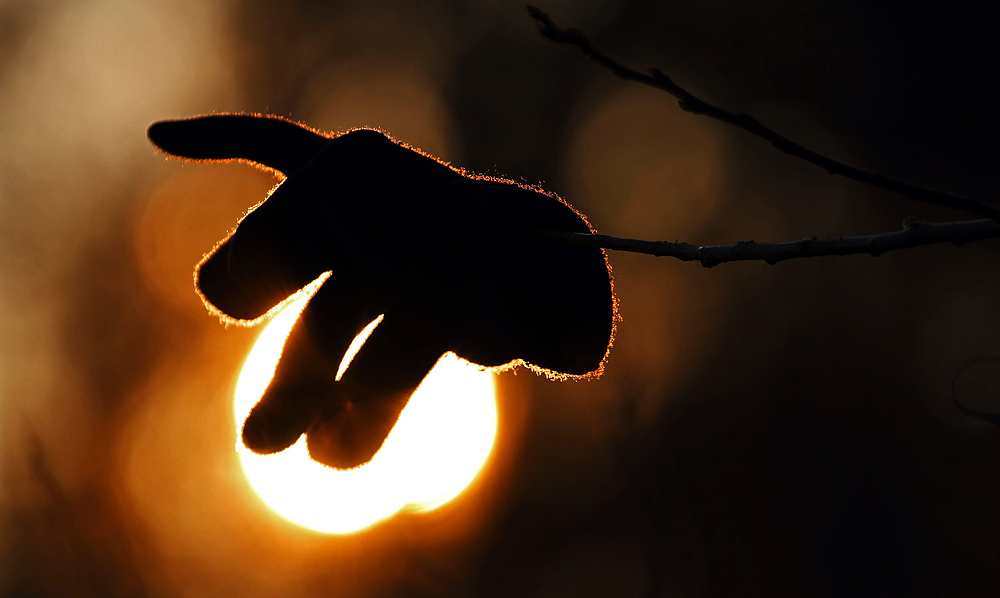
[563,27,590,47]
[534,21,555,38]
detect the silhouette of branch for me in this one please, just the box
[526,5,1000,222]
[550,217,1000,267]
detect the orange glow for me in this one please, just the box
[233,288,498,534]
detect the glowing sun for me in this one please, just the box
[234,287,498,534]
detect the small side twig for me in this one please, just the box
[526,5,1000,222]
[549,218,1000,267]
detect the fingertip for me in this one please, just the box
[146,119,183,155]
[306,425,375,470]
[241,409,303,455]
[194,243,264,321]
[146,120,165,149]
[241,412,278,454]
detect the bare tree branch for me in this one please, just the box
[549,217,1000,267]
[526,5,1000,222]
[526,6,1000,266]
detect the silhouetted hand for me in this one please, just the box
[147,114,614,469]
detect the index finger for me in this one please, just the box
[147,114,332,177]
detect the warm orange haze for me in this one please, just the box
[3,1,999,595]
[235,284,499,533]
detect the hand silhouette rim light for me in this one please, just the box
[147,115,616,469]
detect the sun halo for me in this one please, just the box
[233,284,498,534]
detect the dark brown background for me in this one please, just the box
[1,0,998,596]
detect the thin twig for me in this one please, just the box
[527,6,1000,265]
[526,5,1000,222]
[549,217,1000,267]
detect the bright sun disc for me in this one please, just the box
[234,288,498,534]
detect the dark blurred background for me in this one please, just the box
[1,0,998,596]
